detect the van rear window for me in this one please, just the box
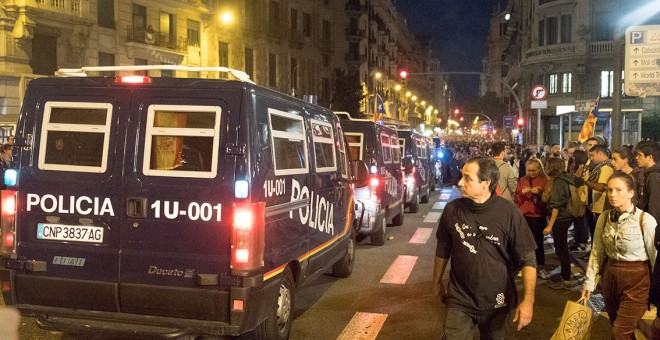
[143,105,221,178]
[345,133,363,161]
[269,108,308,175]
[311,120,336,172]
[38,102,113,172]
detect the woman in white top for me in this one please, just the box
[582,172,657,339]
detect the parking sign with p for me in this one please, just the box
[631,31,645,44]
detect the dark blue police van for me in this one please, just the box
[397,129,433,213]
[335,112,404,246]
[0,66,367,339]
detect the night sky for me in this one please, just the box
[395,0,506,104]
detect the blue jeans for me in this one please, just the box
[442,308,508,340]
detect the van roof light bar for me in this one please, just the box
[55,66,254,84]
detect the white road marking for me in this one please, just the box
[410,228,433,244]
[380,255,418,284]
[424,212,442,223]
[337,312,388,340]
[441,189,452,193]
[432,202,447,210]
[440,193,451,200]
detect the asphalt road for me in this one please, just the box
[2,186,635,339]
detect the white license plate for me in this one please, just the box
[37,224,104,243]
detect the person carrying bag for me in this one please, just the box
[581,172,658,339]
[550,298,593,340]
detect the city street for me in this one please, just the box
[2,186,642,339]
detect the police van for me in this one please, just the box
[397,129,433,213]
[335,112,404,246]
[0,66,368,339]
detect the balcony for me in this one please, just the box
[35,0,82,14]
[346,27,365,37]
[345,53,366,64]
[588,41,613,55]
[126,26,188,53]
[523,42,587,65]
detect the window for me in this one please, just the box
[291,8,298,33]
[98,0,115,28]
[549,74,559,94]
[322,19,331,43]
[245,48,254,80]
[538,19,545,46]
[38,102,113,172]
[547,17,558,45]
[160,12,175,46]
[381,134,392,163]
[134,58,148,76]
[560,15,571,43]
[601,70,614,97]
[218,42,229,78]
[561,73,572,93]
[416,140,422,158]
[187,19,200,47]
[269,53,277,87]
[269,1,280,28]
[132,4,146,43]
[391,137,400,163]
[303,12,311,37]
[143,105,221,178]
[312,120,336,172]
[345,133,363,161]
[399,138,405,158]
[98,52,115,76]
[270,109,308,175]
[291,58,298,92]
[336,124,348,178]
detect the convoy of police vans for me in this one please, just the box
[397,130,435,213]
[0,66,437,339]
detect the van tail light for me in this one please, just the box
[231,202,265,272]
[1,190,17,256]
[369,176,380,202]
[115,76,152,84]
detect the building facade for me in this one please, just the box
[0,0,441,139]
[484,0,660,146]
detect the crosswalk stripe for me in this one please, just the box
[432,202,447,210]
[439,194,451,200]
[337,312,388,340]
[409,228,433,244]
[424,212,442,223]
[380,255,418,284]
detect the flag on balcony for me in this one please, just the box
[370,94,386,122]
[578,96,600,142]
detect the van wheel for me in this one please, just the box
[392,204,404,226]
[420,187,430,203]
[409,195,419,213]
[371,217,387,246]
[252,267,295,340]
[332,230,355,277]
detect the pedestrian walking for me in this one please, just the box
[543,157,577,289]
[491,142,518,202]
[433,156,537,339]
[582,172,657,339]
[514,157,550,279]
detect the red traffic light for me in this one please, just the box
[517,118,524,126]
[399,70,408,79]
[459,117,464,122]
[454,108,460,115]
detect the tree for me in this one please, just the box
[330,69,365,118]
[642,110,660,141]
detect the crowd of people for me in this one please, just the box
[433,136,660,339]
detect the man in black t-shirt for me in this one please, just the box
[433,156,537,339]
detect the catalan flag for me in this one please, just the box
[578,96,600,142]
[370,94,386,122]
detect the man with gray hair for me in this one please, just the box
[433,156,537,339]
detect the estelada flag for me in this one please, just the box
[578,96,600,142]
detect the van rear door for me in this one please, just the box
[14,89,128,312]
[118,89,238,321]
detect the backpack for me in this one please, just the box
[558,177,586,217]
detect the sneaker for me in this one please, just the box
[538,269,551,280]
[550,279,575,290]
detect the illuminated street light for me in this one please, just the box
[374,72,382,79]
[405,91,412,97]
[394,84,402,91]
[411,95,417,101]
[420,101,426,107]
[220,11,234,24]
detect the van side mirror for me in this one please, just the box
[351,160,370,188]
[402,157,414,173]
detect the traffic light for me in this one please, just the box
[454,108,460,115]
[517,117,524,126]
[459,116,464,122]
[399,69,408,79]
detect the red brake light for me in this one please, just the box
[115,76,152,84]
[370,177,380,187]
[1,190,17,255]
[231,202,265,271]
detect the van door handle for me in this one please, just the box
[126,197,148,219]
